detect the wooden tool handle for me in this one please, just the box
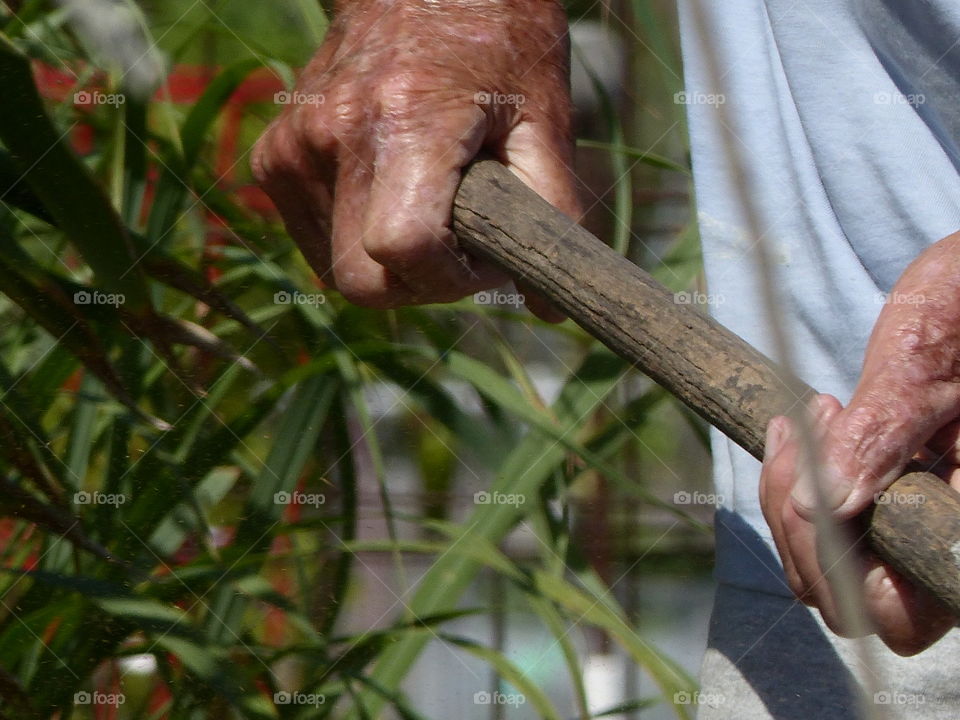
[452,159,960,616]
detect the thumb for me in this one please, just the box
[498,116,583,322]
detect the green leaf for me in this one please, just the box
[440,633,563,720]
[532,571,696,719]
[146,58,264,245]
[352,348,628,718]
[0,32,149,307]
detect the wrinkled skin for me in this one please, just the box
[251,0,580,318]
[254,0,960,655]
[761,231,960,656]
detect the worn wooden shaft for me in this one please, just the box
[452,159,960,616]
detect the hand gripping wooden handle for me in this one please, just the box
[452,159,960,616]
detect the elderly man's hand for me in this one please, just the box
[251,0,581,318]
[760,231,960,655]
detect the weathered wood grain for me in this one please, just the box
[453,159,960,616]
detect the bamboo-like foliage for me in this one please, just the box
[0,2,707,718]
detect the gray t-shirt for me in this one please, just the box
[678,0,960,596]
[678,3,960,716]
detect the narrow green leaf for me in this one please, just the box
[0,32,149,306]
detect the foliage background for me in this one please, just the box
[0,1,717,718]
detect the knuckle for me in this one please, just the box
[364,215,448,273]
[376,73,425,124]
[299,112,339,156]
[291,91,351,155]
[256,126,301,180]
[328,84,364,133]
[251,123,284,184]
[250,138,270,185]
[365,214,423,261]
[334,274,392,309]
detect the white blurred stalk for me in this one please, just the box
[57,0,165,99]
[685,3,882,718]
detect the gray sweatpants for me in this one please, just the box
[695,584,960,719]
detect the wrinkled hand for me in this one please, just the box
[252,0,581,318]
[761,231,960,655]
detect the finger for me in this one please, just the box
[759,414,806,598]
[761,396,841,603]
[856,455,960,654]
[362,98,508,302]
[778,398,849,614]
[859,555,956,655]
[289,103,344,279]
[252,123,332,275]
[770,398,956,651]
[500,117,582,218]
[498,113,583,321]
[329,142,414,307]
[515,280,565,323]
